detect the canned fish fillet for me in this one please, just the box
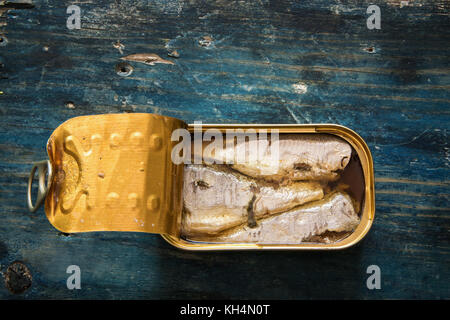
[181,133,366,245]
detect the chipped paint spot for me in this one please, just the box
[329,4,357,14]
[113,40,125,54]
[168,50,179,58]
[292,82,308,94]
[386,0,423,8]
[199,36,213,47]
[121,53,175,66]
[65,101,75,109]
[363,46,376,54]
[242,84,254,92]
[153,0,184,16]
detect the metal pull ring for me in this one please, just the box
[27,160,52,212]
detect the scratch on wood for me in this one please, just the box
[375,177,449,186]
[377,202,450,211]
[377,190,449,197]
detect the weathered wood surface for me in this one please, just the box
[0,0,449,299]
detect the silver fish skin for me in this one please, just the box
[193,192,360,244]
[181,165,324,237]
[253,182,324,218]
[207,134,352,182]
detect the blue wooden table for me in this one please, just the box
[0,0,448,299]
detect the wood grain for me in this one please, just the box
[0,0,448,299]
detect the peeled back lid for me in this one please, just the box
[44,113,187,235]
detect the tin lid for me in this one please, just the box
[31,113,186,236]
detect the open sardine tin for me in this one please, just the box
[29,113,374,251]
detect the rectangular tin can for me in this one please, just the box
[165,123,374,250]
[28,114,374,251]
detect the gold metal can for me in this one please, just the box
[28,113,374,251]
